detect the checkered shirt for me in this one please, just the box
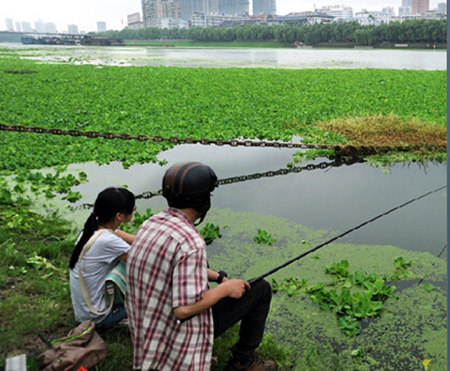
[126,208,213,371]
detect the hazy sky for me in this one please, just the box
[1,0,443,33]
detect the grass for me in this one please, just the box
[318,114,447,149]
[0,202,77,368]
[0,194,290,370]
[0,200,447,370]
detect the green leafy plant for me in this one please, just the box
[0,57,445,172]
[423,283,435,292]
[271,277,307,296]
[199,223,222,245]
[254,229,277,245]
[121,208,154,234]
[390,256,415,280]
[272,259,410,336]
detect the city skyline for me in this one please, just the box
[1,0,444,32]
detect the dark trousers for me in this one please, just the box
[212,279,272,364]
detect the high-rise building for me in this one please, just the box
[21,21,32,32]
[45,22,57,33]
[15,22,21,32]
[218,0,249,16]
[35,19,45,33]
[398,6,411,15]
[97,21,107,32]
[253,0,276,15]
[68,24,79,34]
[180,0,218,21]
[437,2,447,14]
[412,0,429,14]
[399,0,412,16]
[142,0,181,27]
[5,18,14,31]
[381,6,395,16]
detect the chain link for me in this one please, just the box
[131,160,341,202]
[77,160,342,209]
[2,123,443,154]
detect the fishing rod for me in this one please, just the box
[248,185,447,285]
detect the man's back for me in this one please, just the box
[126,208,213,371]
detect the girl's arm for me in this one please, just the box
[115,229,135,245]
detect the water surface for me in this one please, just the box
[2,43,445,70]
[70,144,447,258]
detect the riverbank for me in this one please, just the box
[123,39,447,49]
[0,193,446,370]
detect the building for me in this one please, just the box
[437,2,447,14]
[315,5,353,21]
[15,22,21,32]
[142,0,181,27]
[355,7,395,25]
[97,21,107,32]
[21,21,32,32]
[267,12,333,26]
[180,0,219,22]
[68,24,79,34]
[354,10,393,25]
[412,0,429,14]
[128,12,141,24]
[45,22,57,33]
[218,0,249,16]
[191,12,253,26]
[382,7,395,16]
[5,18,14,31]
[398,6,411,16]
[157,17,189,28]
[127,12,144,28]
[35,19,45,33]
[253,0,276,16]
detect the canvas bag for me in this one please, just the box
[37,319,107,371]
[78,229,127,316]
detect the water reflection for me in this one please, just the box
[70,143,446,258]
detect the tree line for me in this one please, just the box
[101,19,446,45]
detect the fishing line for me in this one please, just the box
[248,185,447,284]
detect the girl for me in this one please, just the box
[69,187,135,329]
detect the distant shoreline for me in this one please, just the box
[123,40,447,50]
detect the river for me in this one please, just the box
[70,144,447,259]
[2,43,446,70]
[4,42,446,259]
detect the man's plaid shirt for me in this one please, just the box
[126,208,213,370]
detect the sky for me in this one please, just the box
[1,0,443,33]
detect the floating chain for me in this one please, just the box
[76,160,342,208]
[216,160,338,186]
[1,123,443,155]
[134,160,341,201]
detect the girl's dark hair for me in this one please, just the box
[69,187,135,269]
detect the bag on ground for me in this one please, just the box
[37,319,107,371]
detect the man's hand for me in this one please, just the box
[221,279,251,299]
[173,279,251,320]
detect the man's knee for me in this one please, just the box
[251,279,272,304]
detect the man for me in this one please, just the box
[126,162,276,371]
